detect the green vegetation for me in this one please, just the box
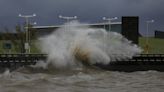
[0,40,40,53]
[0,37,164,54]
[29,40,41,53]
[0,40,16,53]
[139,37,164,54]
[0,24,39,53]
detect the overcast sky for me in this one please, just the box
[0,0,164,36]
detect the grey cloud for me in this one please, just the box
[0,0,163,35]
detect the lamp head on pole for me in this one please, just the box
[151,20,154,23]
[74,16,77,19]
[59,15,62,18]
[33,22,37,25]
[147,20,154,23]
[102,17,106,20]
[114,17,118,20]
[33,14,36,17]
[102,17,118,21]
[18,14,22,17]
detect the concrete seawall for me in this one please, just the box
[0,53,164,72]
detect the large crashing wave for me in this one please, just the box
[37,21,142,69]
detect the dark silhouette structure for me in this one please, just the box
[155,30,164,39]
[122,16,139,44]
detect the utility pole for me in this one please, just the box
[59,15,77,32]
[18,14,36,53]
[102,17,118,32]
[145,20,154,54]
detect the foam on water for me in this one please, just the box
[37,21,142,69]
[2,68,10,77]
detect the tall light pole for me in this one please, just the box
[28,22,37,51]
[18,14,36,53]
[145,20,154,54]
[102,17,118,32]
[59,15,77,32]
[102,17,117,52]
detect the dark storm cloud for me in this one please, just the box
[0,0,164,35]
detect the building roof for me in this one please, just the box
[33,22,122,29]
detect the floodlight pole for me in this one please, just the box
[102,17,118,32]
[28,22,37,50]
[145,20,154,54]
[59,15,77,32]
[101,17,117,52]
[18,14,36,53]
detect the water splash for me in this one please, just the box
[38,21,142,69]
[0,68,11,78]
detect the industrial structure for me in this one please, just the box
[155,30,164,39]
[122,16,139,44]
[32,22,122,37]
[32,16,139,44]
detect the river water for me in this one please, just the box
[0,67,164,92]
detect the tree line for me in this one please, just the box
[0,24,37,53]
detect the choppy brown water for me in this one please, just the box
[0,67,164,92]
